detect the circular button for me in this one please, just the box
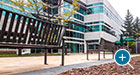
[114,49,131,66]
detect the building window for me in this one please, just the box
[88,3,104,7]
[87,6,103,15]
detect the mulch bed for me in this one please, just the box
[58,56,140,75]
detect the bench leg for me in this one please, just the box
[18,48,22,56]
[112,51,114,59]
[65,48,67,55]
[44,49,48,65]
[98,51,100,60]
[61,47,65,66]
[87,50,89,60]
[103,51,105,59]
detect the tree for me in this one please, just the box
[1,0,80,24]
[123,10,134,37]
[133,17,140,38]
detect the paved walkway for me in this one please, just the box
[13,55,140,75]
[14,59,114,75]
[0,53,113,75]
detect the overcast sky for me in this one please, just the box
[107,0,140,20]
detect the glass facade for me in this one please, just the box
[88,3,104,7]
[65,31,84,39]
[104,5,122,26]
[87,40,99,49]
[64,1,86,15]
[85,21,104,25]
[87,6,103,15]
[63,9,84,21]
[85,21,117,36]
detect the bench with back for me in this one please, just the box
[86,41,115,60]
[0,8,66,66]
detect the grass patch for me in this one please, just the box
[0,53,61,57]
[105,52,113,54]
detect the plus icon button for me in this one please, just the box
[114,49,131,66]
[119,54,126,61]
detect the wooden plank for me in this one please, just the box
[54,26,60,45]
[0,11,9,42]
[56,26,62,45]
[37,22,44,44]
[47,24,54,45]
[6,13,16,42]
[44,23,51,45]
[0,9,2,22]
[18,16,27,43]
[52,25,58,44]
[23,18,31,43]
[12,15,21,43]
[50,25,57,45]
[33,21,40,44]
[41,22,48,44]
[28,19,36,44]
[58,27,66,45]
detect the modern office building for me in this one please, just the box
[63,0,123,53]
[0,0,123,53]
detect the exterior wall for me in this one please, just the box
[84,13,103,23]
[83,0,123,53]
[103,0,123,24]
[103,14,122,39]
[86,0,103,5]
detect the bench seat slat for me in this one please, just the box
[6,13,16,42]
[12,15,22,43]
[0,9,2,22]
[0,11,9,42]
[18,16,27,43]
[41,22,47,44]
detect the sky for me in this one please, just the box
[107,0,140,20]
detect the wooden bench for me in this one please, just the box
[86,42,115,60]
[0,8,66,66]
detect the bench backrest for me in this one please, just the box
[0,8,66,47]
